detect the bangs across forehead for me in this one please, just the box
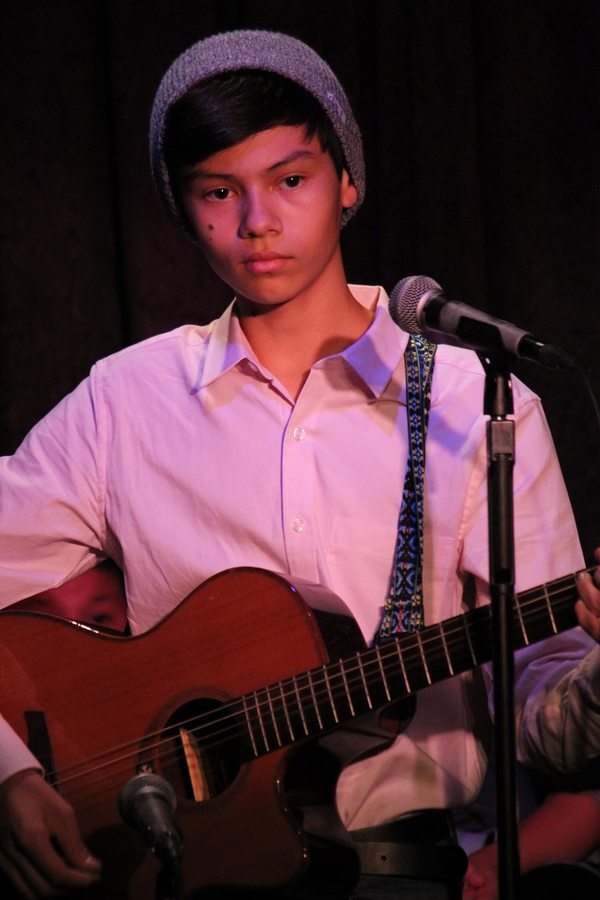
[164,69,345,179]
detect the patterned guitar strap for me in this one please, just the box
[376,334,436,641]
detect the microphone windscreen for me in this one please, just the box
[389,275,441,333]
[118,772,177,826]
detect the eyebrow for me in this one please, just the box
[182,148,319,186]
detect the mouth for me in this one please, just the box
[242,252,290,275]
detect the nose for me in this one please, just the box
[238,189,280,238]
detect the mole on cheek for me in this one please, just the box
[208,224,214,231]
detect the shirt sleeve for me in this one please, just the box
[461,388,584,598]
[460,384,598,774]
[0,369,106,606]
[0,370,106,782]
[0,717,42,782]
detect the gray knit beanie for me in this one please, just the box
[150,30,365,239]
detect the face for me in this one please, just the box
[180,125,358,311]
[11,564,127,632]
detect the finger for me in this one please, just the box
[464,866,485,888]
[0,836,66,899]
[576,571,600,612]
[29,831,101,892]
[575,599,600,642]
[48,805,101,876]
[462,887,483,900]
[0,848,37,900]
[5,817,100,896]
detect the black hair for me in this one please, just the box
[164,69,346,190]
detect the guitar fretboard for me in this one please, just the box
[206,571,581,761]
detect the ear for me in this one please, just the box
[340,169,358,210]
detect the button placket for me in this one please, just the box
[280,404,317,577]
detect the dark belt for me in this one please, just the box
[350,810,467,884]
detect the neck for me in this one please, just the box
[237,283,375,399]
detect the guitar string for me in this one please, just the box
[45,575,583,791]
[44,572,586,798]
[49,613,582,820]
[44,575,583,790]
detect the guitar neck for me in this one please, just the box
[234,570,582,760]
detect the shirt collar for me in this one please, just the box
[198,301,264,388]
[198,286,410,397]
[337,285,409,398]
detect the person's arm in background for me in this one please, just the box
[463,790,600,900]
[518,544,600,777]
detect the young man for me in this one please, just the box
[0,30,598,899]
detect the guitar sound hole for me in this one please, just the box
[159,698,244,804]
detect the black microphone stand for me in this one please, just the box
[479,351,520,900]
[155,842,185,900]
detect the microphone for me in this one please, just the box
[118,772,183,866]
[389,275,576,370]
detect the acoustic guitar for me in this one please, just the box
[0,565,585,897]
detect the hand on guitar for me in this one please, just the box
[576,548,600,642]
[0,769,101,898]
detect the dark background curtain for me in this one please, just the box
[1,0,599,561]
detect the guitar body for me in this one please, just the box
[0,569,364,898]
[1,562,582,897]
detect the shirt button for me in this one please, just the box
[292,517,306,533]
[292,427,306,441]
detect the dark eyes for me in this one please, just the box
[283,175,304,189]
[206,187,232,201]
[203,174,305,202]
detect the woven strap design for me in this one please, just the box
[376,334,436,640]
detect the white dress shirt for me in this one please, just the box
[0,285,593,828]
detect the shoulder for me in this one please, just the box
[88,321,221,396]
[431,344,541,414]
[96,323,215,371]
